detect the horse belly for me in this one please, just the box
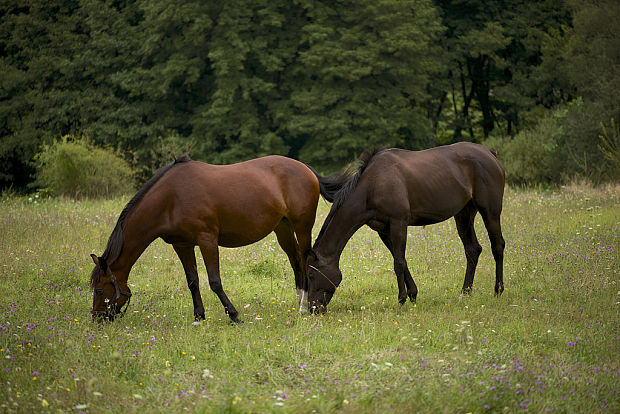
[217,212,283,248]
[407,179,472,226]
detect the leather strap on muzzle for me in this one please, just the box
[308,264,338,290]
[92,268,132,318]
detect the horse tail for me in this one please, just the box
[305,147,386,203]
[305,165,350,203]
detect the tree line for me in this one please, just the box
[1,0,618,191]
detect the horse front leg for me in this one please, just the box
[173,243,205,321]
[378,230,417,303]
[197,233,242,324]
[382,221,413,305]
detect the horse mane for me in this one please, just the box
[90,155,191,287]
[314,147,385,246]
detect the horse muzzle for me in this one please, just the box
[91,308,114,322]
[310,304,327,314]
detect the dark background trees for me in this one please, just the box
[1,0,618,191]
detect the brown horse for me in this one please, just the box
[89,155,342,323]
[305,142,506,313]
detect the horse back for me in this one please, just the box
[363,143,505,225]
[138,155,320,246]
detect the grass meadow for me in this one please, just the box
[0,184,618,413]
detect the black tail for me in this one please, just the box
[305,165,350,203]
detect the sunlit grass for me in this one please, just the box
[0,184,618,412]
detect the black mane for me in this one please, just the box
[90,155,191,286]
[314,148,385,246]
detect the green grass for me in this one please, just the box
[1,184,618,413]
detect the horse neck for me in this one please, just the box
[314,192,369,264]
[109,203,160,284]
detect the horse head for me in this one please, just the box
[89,254,132,322]
[306,251,341,314]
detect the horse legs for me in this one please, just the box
[292,216,314,313]
[377,230,417,303]
[379,221,413,305]
[173,243,206,321]
[454,202,482,295]
[197,233,241,324]
[274,219,307,311]
[479,209,505,296]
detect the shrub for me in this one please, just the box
[35,135,135,199]
[484,101,618,185]
[483,114,564,184]
[598,118,620,180]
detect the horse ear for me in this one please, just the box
[91,254,107,271]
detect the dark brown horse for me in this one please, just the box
[305,142,506,313]
[89,155,341,323]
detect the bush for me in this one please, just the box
[598,118,620,180]
[35,136,135,199]
[484,100,619,185]
[483,114,565,184]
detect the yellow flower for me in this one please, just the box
[41,399,49,407]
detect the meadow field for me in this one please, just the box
[0,184,618,413]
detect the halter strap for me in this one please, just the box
[106,267,132,317]
[308,264,338,290]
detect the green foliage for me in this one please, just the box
[35,136,135,199]
[484,113,564,184]
[487,101,619,184]
[0,0,617,187]
[291,0,443,169]
[135,133,196,183]
[436,0,572,139]
[599,119,620,179]
[564,0,619,113]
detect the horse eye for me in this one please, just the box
[94,288,105,296]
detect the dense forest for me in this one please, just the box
[1,0,618,193]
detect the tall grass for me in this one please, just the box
[0,184,618,412]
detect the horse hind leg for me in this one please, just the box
[274,219,307,311]
[479,209,505,296]
[454,202,482,295]
[173,243,206,321]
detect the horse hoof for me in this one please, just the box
[461,288,473,296]
[230,317,243,325]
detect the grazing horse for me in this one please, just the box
[89,155,341,323]
[305,142,506,313]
